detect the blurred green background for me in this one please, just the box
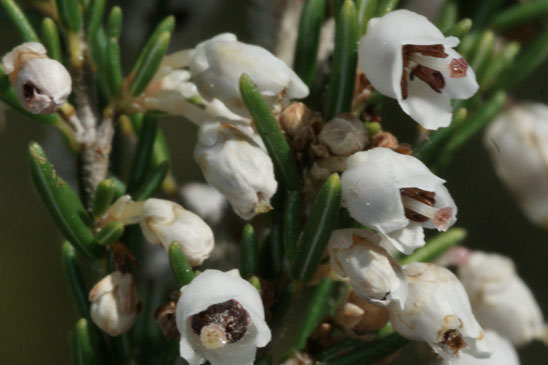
[1,0,548,364]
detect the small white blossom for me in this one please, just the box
[390,263,489,361]
[458,251,546,346]
[318,115,368,156]
[484,102,548,227]
[89,271,141,336]
[341,147,457,254]
[178,33,309,115]
[194,121,277,220]
[2,42,71,114]
[328,229,407,308]
[359,10,478,130]
[180,182,227,225]
[176,269,271,365]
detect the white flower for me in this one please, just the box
[176,269,271,365]
[458,251,546,346]
[390,263,490,361]
[89,271,141,336]
[318,115,368,156]
[435,330,519,365]
[341,147,457,254]
[359,10,478,130]
[140,198,215,266]
[328,229,407,308]
[484,102,548,227]
[194,121,277,220]
[180,182,227,225]
[2,42,71,114]
[180,33,309,115]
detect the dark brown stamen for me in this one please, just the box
[410,65,445,93]
[191,299,250,343]
[23,82,38,101]
[441,329,466,353]
[401,44,449,99]
[449,58,468,78]
[400,187,436,222]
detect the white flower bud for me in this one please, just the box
[389,263,490,361]
[140,198,215,266]
[359,10,478,130]
[484,102,548,227]
[341,147,457,254]
[194,121,278,220]
[318,115,368,156]
[328,229,407,308]
[185,33,309,115]
[180,182,227,225]
[176,269,271,365]
[2,42,71,114]
[434,330,519,365]
[458,251,546,346]
[89,271,141,336]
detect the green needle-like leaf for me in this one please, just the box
[96,222,124,246]
[375,0,399,16]
[129,31,171,97]
[168,242,195,286]
[62,242,89,319]
[41,18,62,62]
[133,161,169,201]
[72,319,100,365]
[261,227,283,279]
[92,179,115,218]
[86,0,105,42]
[0,0,39,42]
[491,0,548,31]
[240,224,259,278]
[294,0,325,87]
[29,142,101,258]
[283,190,301,262]
[480,41,520,91]
[326,0,358,120]
[128,115,158,195]
[91,27,112,102]
[239,74,301,190]
[469,30,494,73]
[57,0,82,31]
[107,6,122,38]
[107,37,122,96]
[323,332,408,364]
[356,0,377,36]
[292,174,341,282]
[446,18,472,38]
[472,0,505,29]
[436,0,457,34]
[398,228,467,265]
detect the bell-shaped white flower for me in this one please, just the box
[2,42,71,114]
[341,147,457,254]
[484,102,548,227]
[89,271,141,336]
[359,10,478,130]
[176,269,271,365]
[180,182,227,225]
[390,263,490,361]
[458,251,546,346]
[194,121,277,220]
[173,33,308,115]
[434,330,519,365]
[318,115,368,156]
[328,229,407,308]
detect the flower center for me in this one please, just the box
[191,299,250,348]
[400,188,452,231]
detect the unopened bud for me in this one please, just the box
[318,115,368,156]
[2,42,71,114]
[279,102,321,150]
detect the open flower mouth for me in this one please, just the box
[400,187,453,231]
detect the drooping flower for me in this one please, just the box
[341,147,457,253]
[194,121,277,220]
[458,251,547,346]
[89,271,141,336]
[176,269,271,365]
[2,42,71,114]
[389,263,490,361]
[328,228,407,308]
[359,10,478,130]
[172,33,309,115]
[484,102,548,227]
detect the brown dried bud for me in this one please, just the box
[372,131,399,149]
[155,301,180,340]
[318,114,368,156]
[334,291,389,335]
[279,102,322,150]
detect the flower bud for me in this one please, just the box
[2,42,71,114]
[176,269,271,365]
[458,251,546,346]
[140,198,215,266]
[389,263,489,361]
[180,182,227,225]
[318,115,368,156]
[278,102,321,150]
[194,121,278,220]
[341,147,457,254]
[328,229,407,308]
[359,10,478,130]
[89,271,141,336]
[334,290,389,335]
[484,102,548,227]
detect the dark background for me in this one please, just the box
[1,0,547,363]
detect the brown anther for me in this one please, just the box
[410,65,445,93]
[111,242,138,272]
[191,299,250,343]
[441,329,466,353]
[400,187,436,222]
[372,131,399,149]
[450,58,468,78]
[23,82,38,100]
[155,301,179,340]
[394,143,413,155]
[401,44,448,99]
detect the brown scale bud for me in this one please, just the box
[334,291,389,335]
[318,114,368,156]
[279,102,323,150]
[371,131,399,149]
[155,301,179,340]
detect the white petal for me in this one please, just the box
[382,222,425,254]
[2,42,46,73]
